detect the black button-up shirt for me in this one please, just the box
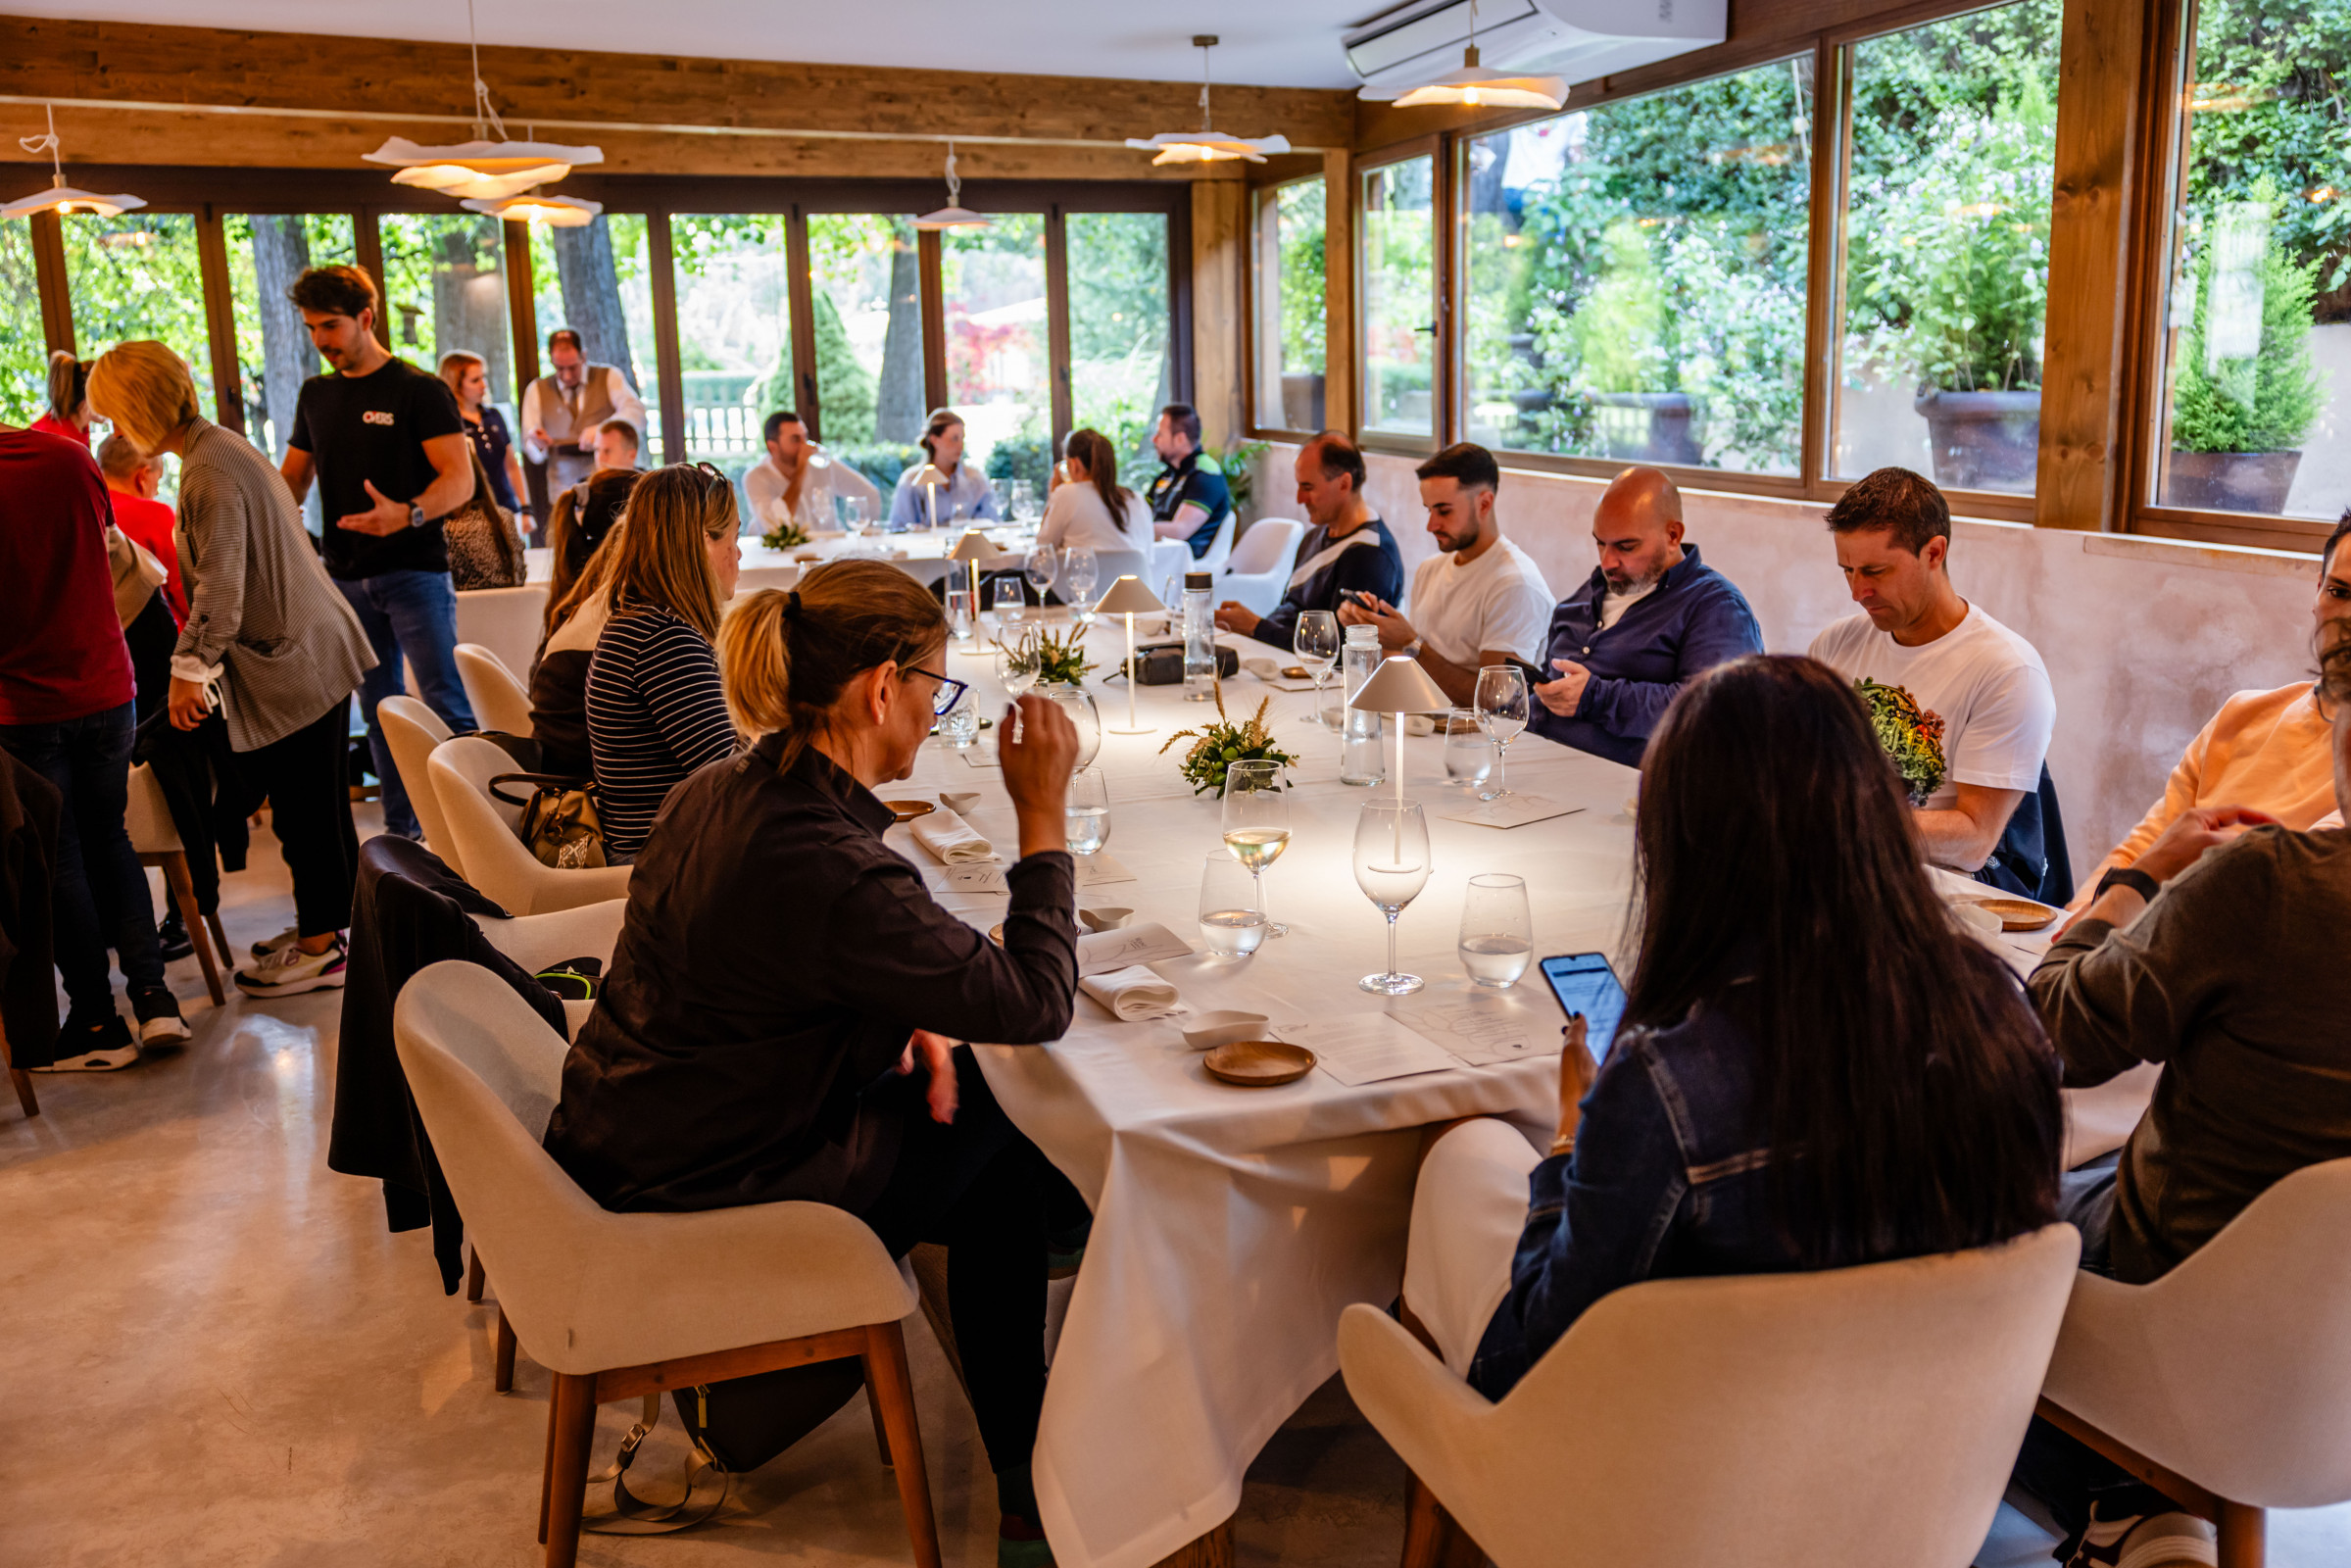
[546,733,1077,1214]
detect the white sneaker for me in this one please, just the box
[248,925,300,961]
[235,935,348,998]
[136,1009,192,1048]
[2068,1509,2218,1568]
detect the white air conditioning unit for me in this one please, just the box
[1345,0,1727,98]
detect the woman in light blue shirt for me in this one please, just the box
[888,408,1004,530]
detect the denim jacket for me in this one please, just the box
[1469,998,1798,1399]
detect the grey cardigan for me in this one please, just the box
[173,418,376,751]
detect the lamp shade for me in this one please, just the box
[912,465,949,490]
[1348,657,1450,714]
[1123,130,1293,166]
[460,193,602,225]
[1094,575,1164,614]
[365,136,601,200]
[950,530,1001,563]
[912,204,994,230]
[2,175,145,220]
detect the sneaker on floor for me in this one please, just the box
[235,935,348,998]
[130,989,191,1050]
[248,925,300,961]
[997,1513,1054,1568]
[158,910,194,961]
[36,1011,141,1072]
[2065,1508,2217,1568]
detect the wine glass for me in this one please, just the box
[1012,479,1040,523]
[1066,768,1110,900]
[1294,610,1341,727]
[1458,873,1533,988]
[1025,543,1059,609]
[1220,759,1291,938]
[836,492,867,544]
[1443,708,1494,789]
[1050,684,1102,769]
[997,631,1042,700]
[1353,799,1432,996]
[1199,854,1267,956]
[1062,545,1100,621]
[993,575,1026,632]
[1473,664,1531,801]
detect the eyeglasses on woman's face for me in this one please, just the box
[904,665,970,717]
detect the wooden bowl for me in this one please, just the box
[1203,1039,1315,1087]
[883,799,936,824]
[1967,896,2060,932]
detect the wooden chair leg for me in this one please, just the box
[538,1389,559,1544]
[0,1013,34,1119]
[2218,1501,2265,1568]
[867,1369,895,1466]
[203,910,230,969]
[496,1308,517,1394]
[1401,1471,1484,1568]
[863,1321,943,1568]
[542,1371,599,1568]
[465,1247,486,1302]
[157,851,225,1005]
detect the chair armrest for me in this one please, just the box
[476,899,627,973]
[1338,1303,1495,1488]
[521,862,634,916]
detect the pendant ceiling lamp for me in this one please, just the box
[911,140,993,230]
[1374,1,1566,110]
[3,105,146,220]
[461,192,604,226]
[1127,36,1292,165]
[362,0,600,201]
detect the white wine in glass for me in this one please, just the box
[1220,759,1292,937]
[1353,799,1432,995]
[1473,664,1532,801]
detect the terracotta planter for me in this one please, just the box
[1590,392,1702,466]
[1913,389,2040,492]
[2164,450,2303,515]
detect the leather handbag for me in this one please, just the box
[487,772,606,869]
[444,443,528,591]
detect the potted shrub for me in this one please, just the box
[2164,207,2324,515]
[1851,93,2053,490]
[1536,219,1701,465]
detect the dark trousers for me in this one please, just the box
[123,592,177,727]
[0,701,165,1018]
[2013,1153,2177,1539]
[857,1050,1064,1477]
[337,569,475,840]
[240,700,360,939]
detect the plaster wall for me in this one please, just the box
[1253,442,2328,870]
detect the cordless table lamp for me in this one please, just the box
[1095,575,1166,735]
[950,528,1000,609]
[1347,656,1452,808]
[911,464,950,530]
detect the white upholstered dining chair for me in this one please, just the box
[426,737,630,915]
[1340,1223,2081,1568]
[455,642,535,737]
[124,760,229,1005]
[1216,518,1303,619]
[394,961,940,1568]
[2037,1156,2351,1567]
[379,696,459,867]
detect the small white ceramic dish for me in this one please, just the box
[940,791,982,814]
[1078,906,1134,932]
[1181,1010,1271,1052]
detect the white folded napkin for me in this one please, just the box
[910,808,999,864]
[1079,964,1184,1021]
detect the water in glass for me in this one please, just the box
[1457,873,1533,988]
[1198,855,1266,956]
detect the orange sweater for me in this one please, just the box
[2076,682,2337,906]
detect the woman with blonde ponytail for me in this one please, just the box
[550,558,1085,1561]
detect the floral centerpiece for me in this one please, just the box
[760,517,813,551]
[1855,678,1946,806]
[1161,685,1298,796]
[1033,626,1093,687]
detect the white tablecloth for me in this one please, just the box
[895,640,2152,1568]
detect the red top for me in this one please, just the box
[29,413,89,449]
[107,488,188,623]
[0,428,135,725]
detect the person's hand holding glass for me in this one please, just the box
[1294,610,1340,728]
[1473,664,1531,801]
[1353,799,1431,995]
[996,630,1043,700]
[1220,760,1291,938]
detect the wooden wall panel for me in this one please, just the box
[1320,149,1355,437]
[1189,181,1247,452]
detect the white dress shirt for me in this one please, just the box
[519,367,649,464]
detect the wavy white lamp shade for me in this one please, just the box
[3,174,145,220]
[1123,130,1293,166]
[460,193,602,226]
[366,136,601,200]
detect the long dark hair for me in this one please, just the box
[1627,655,2060,1266]
[1062,427,1136,538]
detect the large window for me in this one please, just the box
[65,211,217,430]
[226,215,357,465]
[1252,177,1326,435]
[1835,0,2063,496]
[1067,210,1172,476]
[1,221,44,423]
[1361,156,1439,440]
[1459,58,1813,474]
[943,214,1049,488]
[378,213,516,405]
[530,215,660,461]
[2145,0,2350,523]
[807,214,926,474]
[671,214,795,505]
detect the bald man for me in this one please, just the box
[1530,466,1762,765]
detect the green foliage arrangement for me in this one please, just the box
[985,435,1053,493]
[1220,439,1271,514]
[1160,691,1298,796]
[760,518,813,551]
[1034,626,1094,687]
[1856,679,1948,807]
[2170,204,2325,454]
[831,443,924,495]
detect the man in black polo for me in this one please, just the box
[1145,403,1233,560]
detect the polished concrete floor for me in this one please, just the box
[6,815,2348,1567]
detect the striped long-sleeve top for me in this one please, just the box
[586,605,739,860]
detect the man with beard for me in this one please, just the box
[1530,466,1761,765]
[1338,442,1553,706]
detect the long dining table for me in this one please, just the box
[880,624,2151,1568]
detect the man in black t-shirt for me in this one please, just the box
[1145,403,1234,560]
[278,265,477,842]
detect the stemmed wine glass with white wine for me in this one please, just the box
[1220,760,1291,938]
[1473,664,1531,802]
[1353,798,1432,995]
[1294,610,1340,727]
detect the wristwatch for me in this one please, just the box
[408,503,426,530]
[2094,865,2161,905]
[1402,637,1425,659]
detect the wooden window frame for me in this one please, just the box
[1354,135,1451,460]
[1244,171,1333,444]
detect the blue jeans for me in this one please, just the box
[337,570,476,839]
[0,702,167,1018]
